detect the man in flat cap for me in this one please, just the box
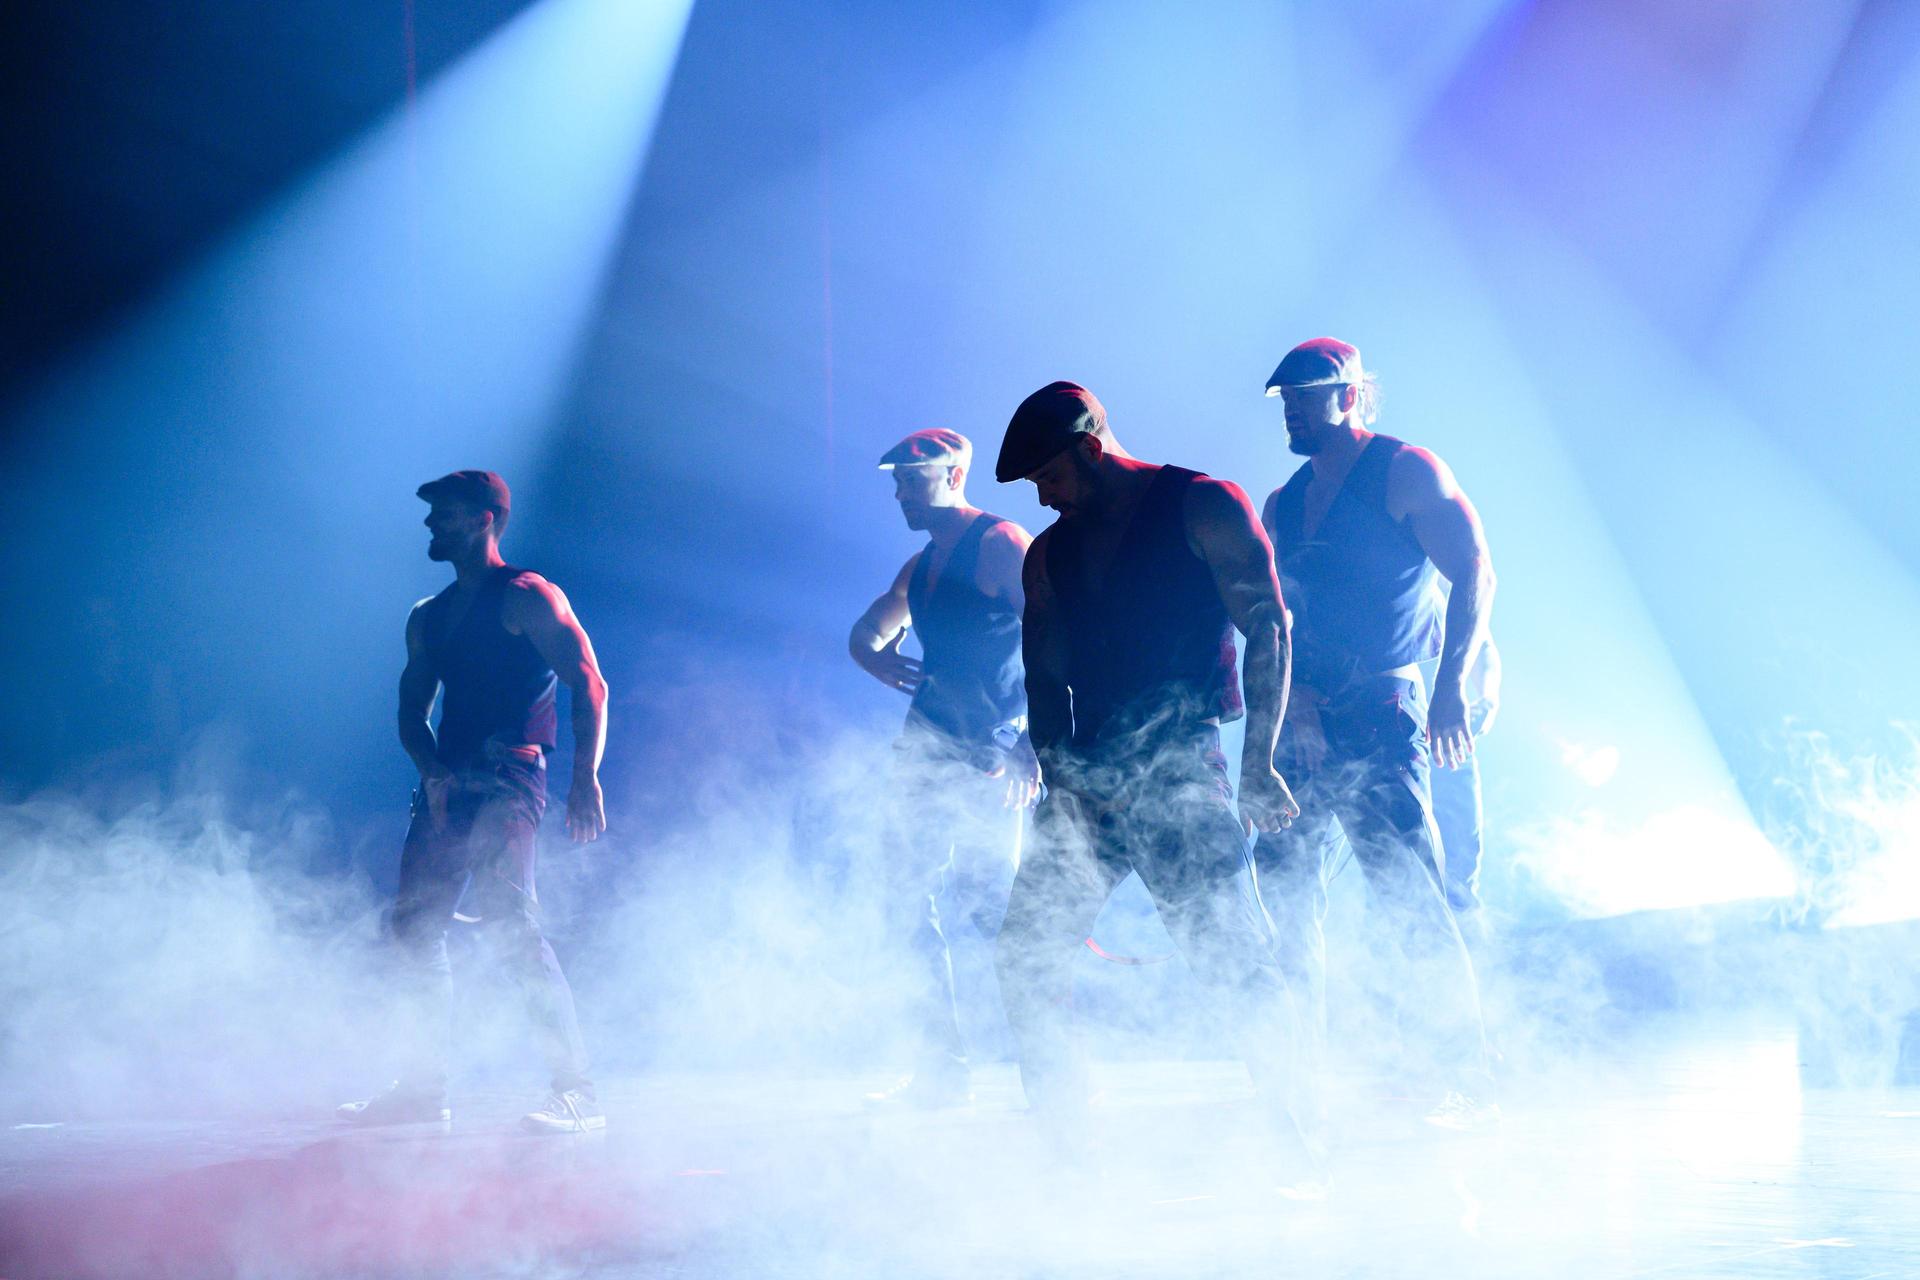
[1255,338,1496,1128]
[992,383,1323,1188]
[339,470,610,1134]
[849,429,1038,1106]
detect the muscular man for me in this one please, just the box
[1253,338,1495,1127]
[850,429,1037,1107]
[992,382,1321,1185]
[339,470,609,1134]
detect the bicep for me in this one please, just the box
[1192,482,1284,636]
[979,525,1031,611]
[513,581,602,683]
[858,557,917,634]
[398,607,439,709]
[1397,450,1489,585]
[1021,540,1067,683]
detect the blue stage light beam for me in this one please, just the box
[0,0,695,783]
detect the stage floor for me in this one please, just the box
[3,1018,1916,1279]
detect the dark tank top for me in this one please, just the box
[1046,466,1242,750]
[421,565,559,767]
[1264,435,1441,688]
[905,513,1026,753]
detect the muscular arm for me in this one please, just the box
[1021,529,1072,759]
[848,556,921,693]
[505,574,610,841]
[977,520,1041,805]
[974,520,1032,610]
[1186,478,1298,831]
[1469,633,1502,734]
[397,601,443,778]
[1392,447,1496,766]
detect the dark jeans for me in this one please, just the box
[1253,675,1487,1091]
[390,749,591,1096]
[888,726,1023,1083]
[1431,750,1484,916]
[996,725,1319,1159]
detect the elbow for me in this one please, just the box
[1244,599,1287,645]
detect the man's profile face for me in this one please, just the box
[423,498,490,561]
[1279,383,1348,457]
[1027,438,1099,516]
[891,465,956,531]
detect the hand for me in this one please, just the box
[421,764,456,830]
[863,631,923,695]
[1427,682,1475,770]
[1239,765,1300,834]
[1284,691,1330,774]
[567,772,607,843]
[997,738,1042,810]
[1470,688,1500,739]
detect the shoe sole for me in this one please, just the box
[337,1109,452,1126]
[521,1114,607,1134]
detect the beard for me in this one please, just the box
[1285,424,1325,456]
[898,504,931,531]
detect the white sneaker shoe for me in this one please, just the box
[336,1082,451,1126]
[862,1073,974,1110]
[521,1088,606,1134]
[1424,1090,1501,1131]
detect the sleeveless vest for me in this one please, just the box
[905,513,1027,752]
[1046,466,1242,749]
[1265,435,1441,688]
[421,565,559,767]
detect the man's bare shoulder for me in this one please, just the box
[981,515,1034,548]
[503,572,575,629]
[503,568,555,593]
[1184,472,1258,526]
[1387,442,1462,507]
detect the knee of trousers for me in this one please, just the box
[386,900,447,951]
[478,905,549,955]
[992,914,1075,990]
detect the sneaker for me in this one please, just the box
[1424,1090,1501,1131]
[1274,1171,1332,1203]
[337,1082,451,1126]
[521,1088,606,1134]
[863,1073,974,1110]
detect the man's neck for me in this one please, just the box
[923,504,980,551]
[1083,457,1159,525]
[1310,425,1373,479]
[452,545,508,589]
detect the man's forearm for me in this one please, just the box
[1436,562,1494,695]
[1240,609,1290,773]
[848,618,887,665]
[571,676,608,778]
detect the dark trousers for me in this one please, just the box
[1253,676,1487,1091]
[996,726,1319,1158]
[888,728,1023,1082]
[390,749,591,1096]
